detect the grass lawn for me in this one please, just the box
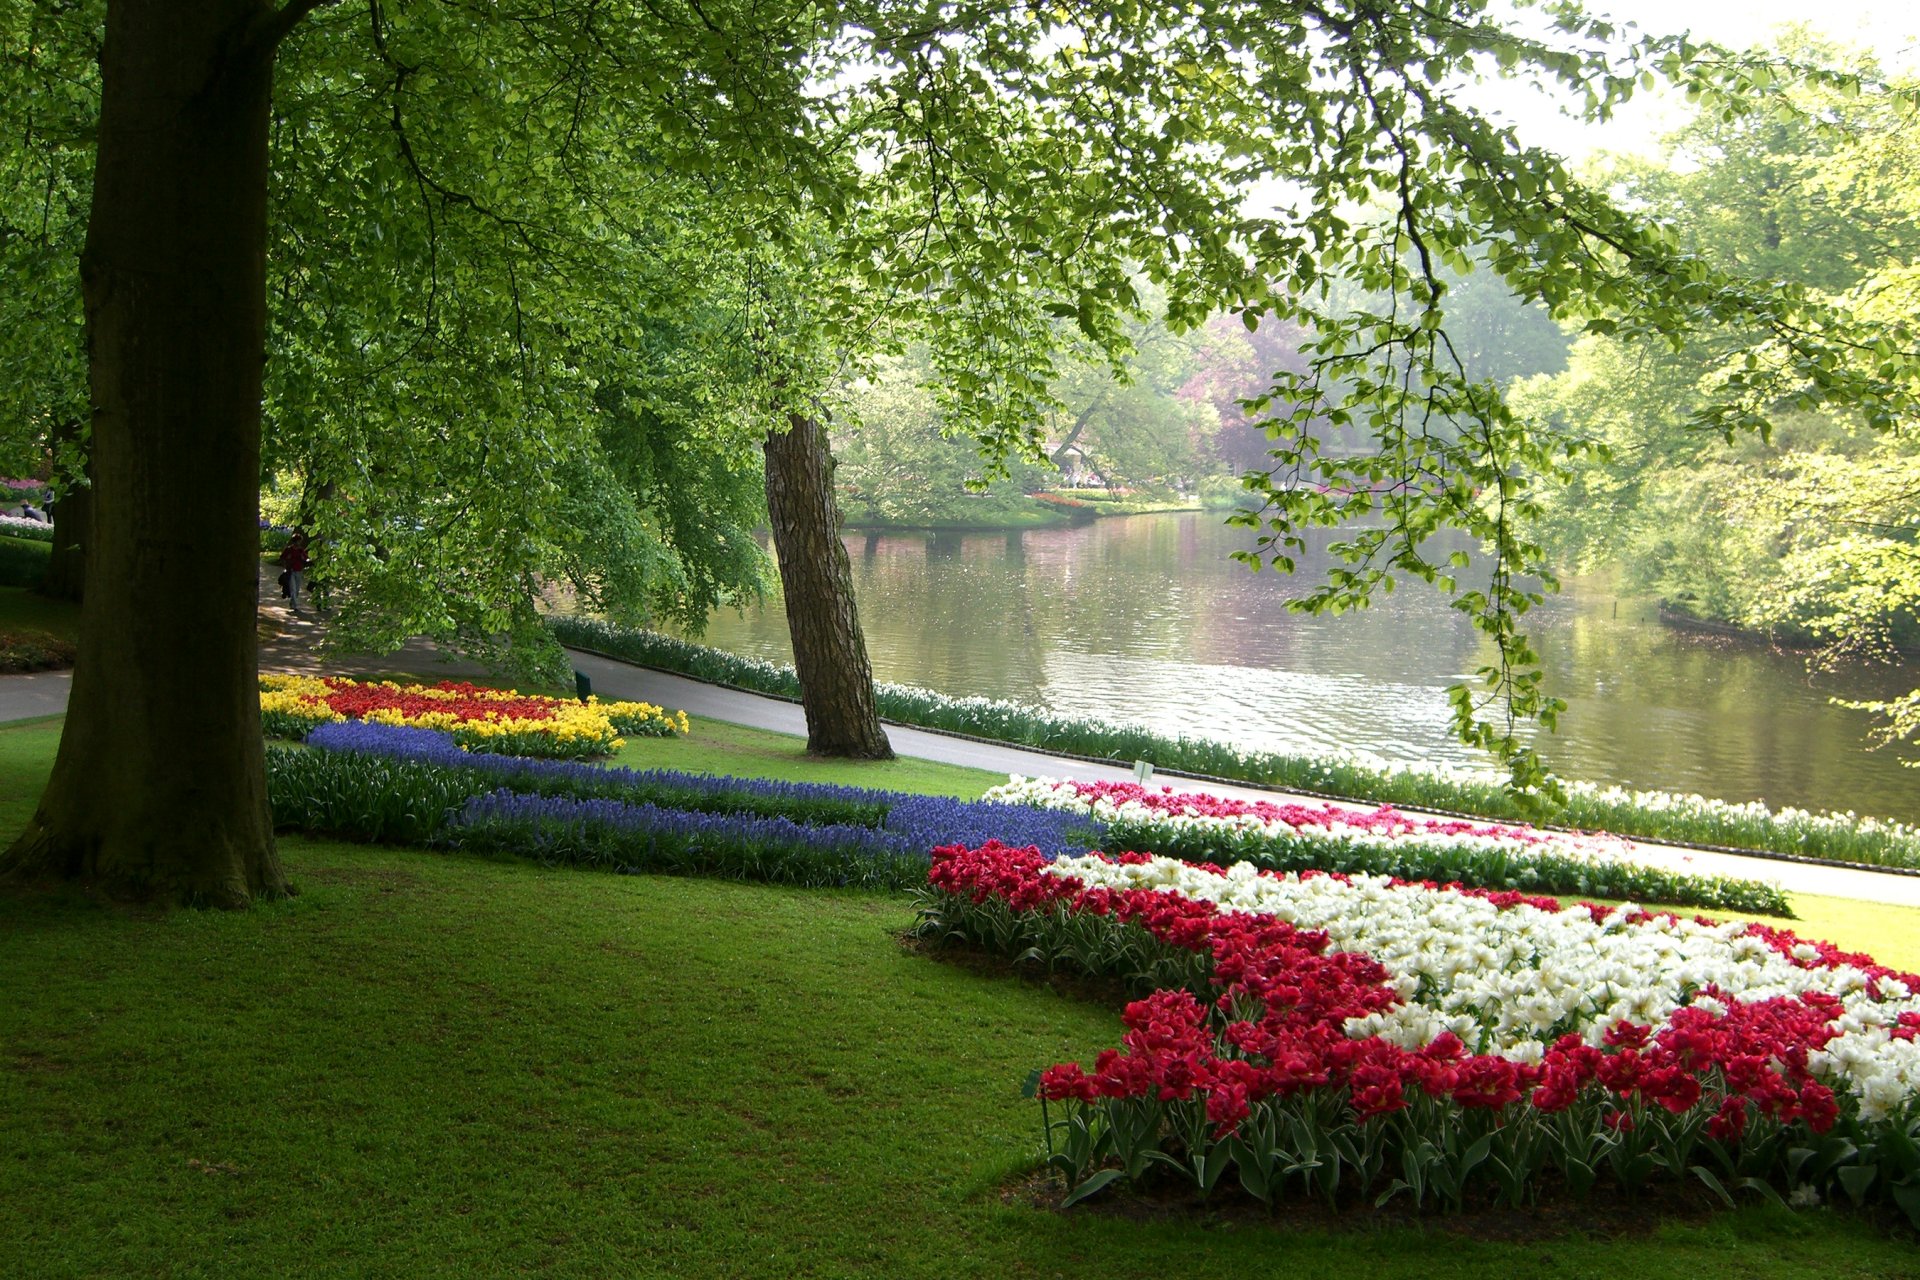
[3,716,1919,1277]
[611,716,1008,799]
[0,587,79,642]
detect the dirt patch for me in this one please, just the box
[897,930,1143,1007]
[999,1165,1736,1243]
[11,1050,71,1075]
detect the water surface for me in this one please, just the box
[687,513,1920,823]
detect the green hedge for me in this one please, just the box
[0,536,51,589]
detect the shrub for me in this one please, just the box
[0,627,77,674]
[0,536,51,589]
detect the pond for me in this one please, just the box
[684,512,1920,824]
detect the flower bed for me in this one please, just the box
[915,843,1920,1220]
[986,776,1791,915]
[301,721,897,827]
[549,617,1920,870]
[445,790,937,889]
[259,674,686,758]
[0,627,77,675]
[0,514,54,541]
[265,722,1099,887]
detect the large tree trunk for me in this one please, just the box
[762,412,892,759]
[39,419,89,602]
[1,0,295,905]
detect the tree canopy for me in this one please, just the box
[1516,40,1920,763]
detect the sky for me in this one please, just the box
[1471,0,1920,162]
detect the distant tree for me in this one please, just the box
[833,352,1053,526]
[1516,46,1920,645]
[1181,313,1324,472]
[1040,302,1215,490]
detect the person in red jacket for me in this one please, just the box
[277,531,310,614]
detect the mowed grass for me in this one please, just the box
[612,715,1008,799]
[0,587,79,642]
[3,717,1920,1276]
[5,842,1917,1279]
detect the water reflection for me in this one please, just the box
[687,513,1920,822]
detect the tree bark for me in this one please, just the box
[762,412,893,759]
[1049,391,1106,471]
[39,419,88,602]
[1,0,292,905]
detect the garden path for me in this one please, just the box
[563,648,1920,911]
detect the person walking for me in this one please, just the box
[278,530,311,614]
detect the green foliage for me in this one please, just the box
[0,0,91,481]
[832,350,1060,528]
[1521,52,1920,754]
[258,5,793,670]
[1034,293,1219,491]
[1100,819,1792,915]
[0,535,50,589]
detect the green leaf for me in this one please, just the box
[1835,1163,1876,1206]
[1060,1168,1124,1208]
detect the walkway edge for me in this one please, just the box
[561,643,1920,884]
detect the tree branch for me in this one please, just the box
[250,0,340,55]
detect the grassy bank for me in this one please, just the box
[842,491,1213,533]
[6,839,1914,1278]
[1030,489,1203,518]
[610,716,1004,797]
[0,588,78,641]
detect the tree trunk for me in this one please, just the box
[39,419,88,602]
[1,0,293,905]
[762,412,892,759]
[1049,391,1106,470]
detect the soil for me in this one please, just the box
[896,928,1146,1008]
[996,1164,1729,1244]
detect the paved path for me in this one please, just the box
[564,649,1920,910]
[0,669,70,722]
[7,603,1920,907]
